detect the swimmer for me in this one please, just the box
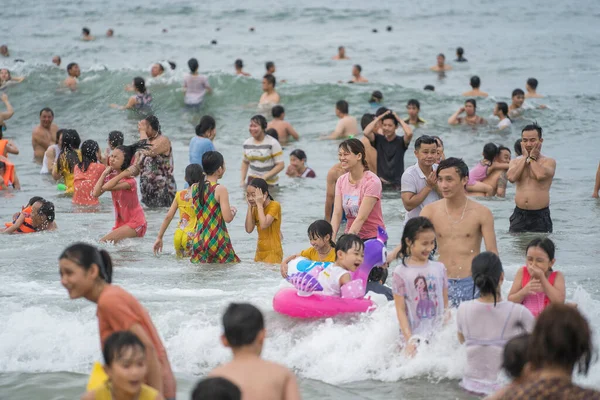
[266,106,299,145]
[234,59,250,76]
[52,55,61,67]
[430,53,452,72]
[0,45,8,57]
[111,77,152,110]
[448,99,486,125]
[151,63,164,78]
[183,58,212,108]
[265,61,276,75]
[323,100,359,139]
[494,102,512,130]
[525,78,543,98]
[0,93,14,135]
[0,68,25,87]
[423,85,435,91]
[404,99,426,127]
[259,74,280,105]
[32,107,59,162]
[106,28,114,37]
[369,91,383,110]
[285,149,316,178]
[332,46,349,60]
[508,89,525,118]
[10,196,44,222]
[64,62,80,91]
[81,27,95,41]
[348,64,368,83]
[462,76,488,97]
[208,303,300,400]
[455,47,467,62]
[2,200,55,233]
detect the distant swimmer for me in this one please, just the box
[0,69,25,87]
[507,123,556,233]
[462,76,488,98]
[455,47,467,62]
[110,77,152,110]
[423,85,435,91]
[430,53,452,72]
[494,102,512,130]
[267,106,299,145]
[332,46,349,60]
[32,107,59,162]
[525,78,543,98]
[323,100,359,140]
[348,64,368,83]
[150,61,175,78]
[404,99,426,127]
[106,28,114,37]
[508,89,525,118]
[259,74,280,105]
[235,59,250,76]
[0,93,14,134]
[63,63,80,91]
[52,55,61,67]
[369,91,383,110]
[0,45,8,57]
[81,27,94,41]
[448,99,486,126]
[265,61,286,83]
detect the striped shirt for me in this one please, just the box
[243,135,283,185]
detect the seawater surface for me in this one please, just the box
[1,0,600,399]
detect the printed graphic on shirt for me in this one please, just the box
[414,274,440,319]
[343,194,360,217]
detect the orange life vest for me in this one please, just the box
[0,139,7,157]
[0,158,15,189]
[4,217,37,233]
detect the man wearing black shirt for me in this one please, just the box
[363,110,413,188]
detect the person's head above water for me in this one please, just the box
[262,74,276,91]
[338,46,346,57]
[151,63,164,78]
[436,53,445,66]
[234,59,244,70]
[526,78,538,92]
[414,135,438,168]
[79,139,100,173]
[52,55,61,66]
[360,113,375,130]
[249,114,267,140]
[482,142,500,163]
[307,219,335,249]
[39,107,54,128]
[423,85,435,91]
[0,45,8,57]
[0,68,12,82]
[192,377,241,400]
[464,98,477,116]
[221,303,265,352]
[246,177,273,207]
[196,115,216,138]
[495,102,509,118]
[188,58,199,73]
[272,105,284,119]
[132,77,147,94]
[472,251,504,305]
[82,27,91,36]
[265,61,275,74]
[334,234,364,271]
[370,90,383,103]
[67,63,80,78]
[111,141,150,171]
[202,151,225,177]
[106,29,114,37]
[265,128,279,141]
[335,100,349,116]
[512,88,525,107]
[470,75,481,89]
[108,130,124,149]
[456,47,464,58]
[59,242,113,299]
[352,64,362,77]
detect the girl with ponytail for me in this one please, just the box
[280,219,336,278]
[456,252,535,396]
[59,243,176,399]
[52,129,82,194]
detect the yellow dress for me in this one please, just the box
[174,189,197,257]
[93,382,158,400]
[300,247,336,262]
[59,150,82,194]
[252,200,283,263]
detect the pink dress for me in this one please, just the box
[104,173,147,237]
[520,266,557,317]
[73,163,105,205]
[467,161,489,185]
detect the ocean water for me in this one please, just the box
[1,0,600,399]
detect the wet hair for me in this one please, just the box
[338,45,345,51]
[66,63,78,73]
[498,145,511,156]
[114,140,150,171]
[82,28,90,35]
[514,139,522,156]
[133,77,146,94]
[250,114,268,131]
[360,113,375,130]
[381,112,399,127]
[529,304,594,375]
[57,129,82,174]
[353,64,362,73]
[155,63,165,73]
[307,219,335,248]
[265,128,279,141]
[27,196,45,207]
[336,100,349,114]
[437,157,469,180]
[414,135,437,150]
[78,140,100,173]
[196,115,216,137]
[482,143,500,163]
[249,178,273,200]
[465,98,477,109]
[54,129,63,144]
[40,107,54,117]
[521,123,543,139]
[339,138,368,171]
[263,73,276,88]
[335,234,364,259]
[471,252,503,305]
[234,59,244,69]
[202,151,224,175]
[192,377,241,400]
[502,333,530,379]
[290,149,307,161]
[527,78,538,90]
[188,58,199,73]
[144,115,161,134]
[223,303,265,347]
[0,68,11,80]
[271,105,284,118]
[59,242,113,283]
[423,85,435,91]
[526,237,555,261]
[167,61,176,70]
[496,102,509,117]
[370,90,383,103]
[512,88,525,98]
[470,75,481,89]
[108,131,124,148]
[407,99,420,110]
[432,135,444,147]
[102,331,145,367]
[456,47,464,56]
[265,61,274,71]
[399,217,435,265]
[375,107,389,117]
[437,53,446,59]
[185,163,204,187]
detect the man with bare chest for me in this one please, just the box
[421,158,498,307]
[32,108,58,162]
[507,124,556,233]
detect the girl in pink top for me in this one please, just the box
[73,140,105,206]
[93,141,149,243]
[331,138,385,240]
[466,143,509,197]
[508,237,565,317]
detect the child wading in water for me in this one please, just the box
[93,141,149,243]
[52,129,82,194]
[73,140,105,206]
[154,164,203,257]
[190,151,239,263]
[392,217,448,356]
[280,219,336,278]
[81,331,164,400]
[317,234,364,297]
[245,178,282,263]
[508,237,565,317]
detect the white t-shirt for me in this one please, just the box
[497,118,512,129]
[400,163,440,223]
[317,265,350,296]
[184,74,210,105]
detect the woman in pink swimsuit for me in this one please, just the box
[92,141,150,243]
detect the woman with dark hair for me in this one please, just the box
[331,138,385,241]
[73,140,105,205]
[52,129,82,194]
[448,99,486,125]
[240,115,284,187]
[189,115,216,165]
[110,77,152,110]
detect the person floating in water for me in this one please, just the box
[286,149,316,178]
[52,55,61,67]
[430,53,451,72]
[455,47,467,62]
[323,100,359,139]
[2,199,55,233]
[462,76,488,98]
[64,62,80,91]
[348,64,368,83]
[332,46,349,60]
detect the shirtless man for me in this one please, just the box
[267,106,299,145]
[349,64,368,83]
[462,76,488,98]
[508,88,525,118]
[430,53,452,72]
[525,78,543,98]
[81,27,95,41]
[259,74,280,105]
[332,46,349,60]
[32,108,58,162]
[209,303,300,400]
[421,158,497,307]
[323,100,359,140]
[64,63,80,91]
[52,55,61,67]
[507,124,556,233]
[325,162,345,221]
[235,59,250,76]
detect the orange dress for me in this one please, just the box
[73,163,105,205]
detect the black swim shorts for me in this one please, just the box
[509,206,553,233]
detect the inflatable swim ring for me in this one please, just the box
[286,257,333,276]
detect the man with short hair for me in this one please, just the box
[259,74,280,105]
[462,76,488,97]
[507,124,556,233]
[508,88,525,117]
[324,100,358,139]
[32,108,59,162]
[267,106,299,145]
[235,59,250,76]
[64,63,80,91]
[52,55,61,67]
[265,61,276,75]
[525,78,543,98]
[81,27,94,41]
[421,158,498,307]
[431,53,452,72]
[404,99,426,127]
[0,45,9,57]
[333,46,349,60]
[349,64,368,83]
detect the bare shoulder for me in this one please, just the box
[80,390,95,400]
[540,156,556,166]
